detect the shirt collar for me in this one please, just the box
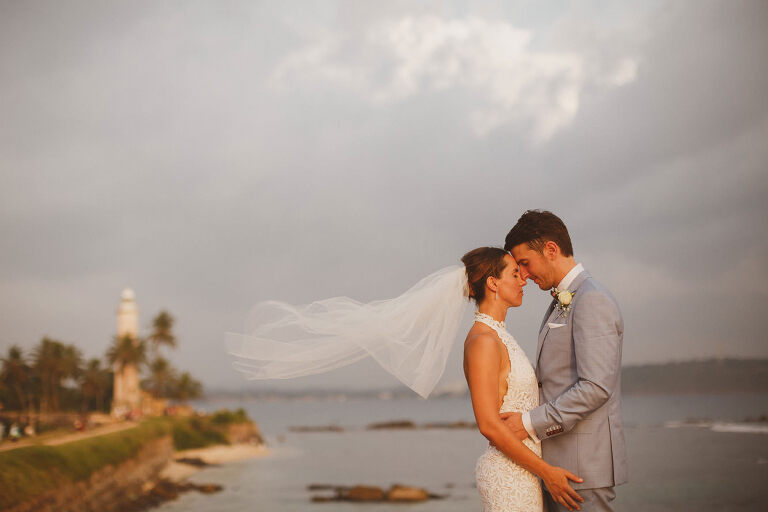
[556,262,584,291]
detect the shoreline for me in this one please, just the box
[0,413,268,512]
[159,442,270,481]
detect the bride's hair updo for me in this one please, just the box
[461,247,509,304]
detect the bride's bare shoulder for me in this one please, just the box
[464,324,501,354]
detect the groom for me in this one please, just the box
[502,210,627,512]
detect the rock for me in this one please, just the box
[422,421,477,429]
[149,480,180,500]
[289,425,345,433]
[308,483,445,503]
[346,485,385,501]
[196,484,223,494]
[386,485,429,502]
[175,457,212,467]
[226,422,265,445]
[366,420,415,430]
[307,484,346,491]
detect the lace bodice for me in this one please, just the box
[473,312,543,511]
[473,312,539,414]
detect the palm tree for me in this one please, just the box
[33,338,65,413]
[1,345,30,412]
[146,311,176,356]
[106,335,147,371]
[60,344,83,386]
[144,357,176,399]
[170,372,202,403]
[32,339,82,412]
[80,359,110,412]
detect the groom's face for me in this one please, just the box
[510,244,556,290]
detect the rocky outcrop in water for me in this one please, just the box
[309,484,445,503]
[366,420,416,430]
[288,425,345,432]
[116,480,223,512]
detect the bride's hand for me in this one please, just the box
[541,466,584,511]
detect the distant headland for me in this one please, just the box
[204,358,768,401]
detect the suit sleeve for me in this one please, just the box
[529,289,622,440]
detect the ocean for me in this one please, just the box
[154,392,768,511]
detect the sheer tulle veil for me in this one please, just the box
[226,265,471,398]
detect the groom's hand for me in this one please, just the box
[542,466,584,511]
[500,412,529,441]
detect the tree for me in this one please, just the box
[61,344,83,387]
[147,311,176,356]
[32,339,82,412]
[1,345,30,412]
[106,335,147,370]
[170,372,202,403]
[143,356,176,399]
[80,359,110,412]
[33,338,64,413]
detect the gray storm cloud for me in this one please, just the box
[1,0,766,391]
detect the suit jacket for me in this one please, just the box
[529,270,628,490]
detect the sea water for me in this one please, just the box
[154,393,768,512]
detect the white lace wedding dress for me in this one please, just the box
[473,313,543,512]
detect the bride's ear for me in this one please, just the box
[485,276,498,293]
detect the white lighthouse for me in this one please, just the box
[112,288,142,416]
[117,288,138,339]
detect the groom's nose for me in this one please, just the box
[519,267,531,280]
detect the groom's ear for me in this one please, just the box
[542,240,560,260]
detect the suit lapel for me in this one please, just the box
[538,298,556,334]
[535,270,592,371]
[536,302,558,369]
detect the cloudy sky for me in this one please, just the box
[1,0,766,392]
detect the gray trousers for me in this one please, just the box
[544,487,616,512]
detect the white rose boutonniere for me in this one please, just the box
[553,289,576,318]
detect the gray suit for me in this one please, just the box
[529,270,627,511]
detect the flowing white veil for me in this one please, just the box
[226,265,470,398]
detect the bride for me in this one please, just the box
[227,247,583,511]
[462,247,582,511]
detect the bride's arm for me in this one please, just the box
[464,333,584,511]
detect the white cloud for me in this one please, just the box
[272,16,636,141]
[603,58,639,87]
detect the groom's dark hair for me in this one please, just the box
[504,210,574,256]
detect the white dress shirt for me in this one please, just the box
[521,263,584,443]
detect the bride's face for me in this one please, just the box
[495,254,527,307]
